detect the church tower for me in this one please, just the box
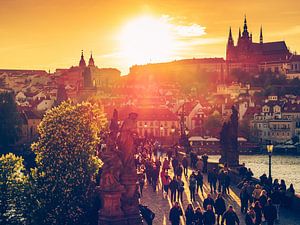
[79,50,86,68]
[260,26,263,44]
[88,52,95,67]
[242,15,249,38]
[226,27,235,61]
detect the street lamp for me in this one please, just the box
[267,143,274,180]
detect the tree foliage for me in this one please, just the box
[31,101,107,225]
[203,111,223,136]
[0,153,29,225]
[0,92,21,148]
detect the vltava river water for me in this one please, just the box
[208,155,300,193]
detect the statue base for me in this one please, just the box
[98,216,142,225]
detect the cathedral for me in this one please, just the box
[226,16,291,72]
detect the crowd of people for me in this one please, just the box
[238,164,296,225]
[133,142,296,225]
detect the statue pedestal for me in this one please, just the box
[97,173,142,225]
[98,187,125,225]
[120,172,143,225]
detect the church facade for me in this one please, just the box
[226,16,292,73]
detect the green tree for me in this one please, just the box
[0,153,29,225]
[203,111,223,136]
[31,101,107,225]
[0,92,21,148]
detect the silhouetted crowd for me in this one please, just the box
[238,163,295,225]
[133,142,296,225]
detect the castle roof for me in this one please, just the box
[261,41,289,54]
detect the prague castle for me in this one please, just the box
[226,16,292,72]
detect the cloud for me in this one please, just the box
[160,14,206,38]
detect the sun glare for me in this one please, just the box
[119,16,175,65]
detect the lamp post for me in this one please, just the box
[267,143,274,180]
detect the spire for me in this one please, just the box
[250,32,252,42]
[238,27,241,38]
[88,51,95,67]
[79,50,86,68]
[227,27,234,46]
[260,25,263,44]
[242,15,249,37]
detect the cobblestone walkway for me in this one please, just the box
[140,167,300,225]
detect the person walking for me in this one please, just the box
[208,169,218,193]
[270,187,281,221]
[177,176,185,202]
[182,156,189,177]
[253,201,262,225]
[152,165,159,192]
[215,193,226,225]
[224,171,231,194]
[202,154,208,173]
[252,184,262,203]
[162,157,170,171]
[221,205,240,225]
[196,170,204,195]
[203,193,215,211]
[161,169,171,198]
[258,190,268,210]
[185,204,195,225]
[169,202,183,225]
[139,204,155,225]
[138,175,145,197]
[203,205,216,225]
[217,170,225,193]
[240,183,249,214]
[189,172,197,202]
[245,206,256,225]
[194,207,204,225]
[170,176,178,202]
[172,157,179,172]
[263,199,277,225]
[175,163,183,178]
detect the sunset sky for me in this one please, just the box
[1,0,300,74]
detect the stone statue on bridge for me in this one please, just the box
[98,109,142,225]
[219,105,239,167]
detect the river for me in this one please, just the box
[208,155,300,193]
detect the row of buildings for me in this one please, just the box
[1,16,300,146]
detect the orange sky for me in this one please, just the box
[1,0,300,74]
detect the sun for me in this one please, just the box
[119,15,175,65]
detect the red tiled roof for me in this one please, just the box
[104,106,178,121]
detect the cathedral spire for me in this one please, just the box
[227,27,234,46]
[242,15,249,38]
[260,26,263,44]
